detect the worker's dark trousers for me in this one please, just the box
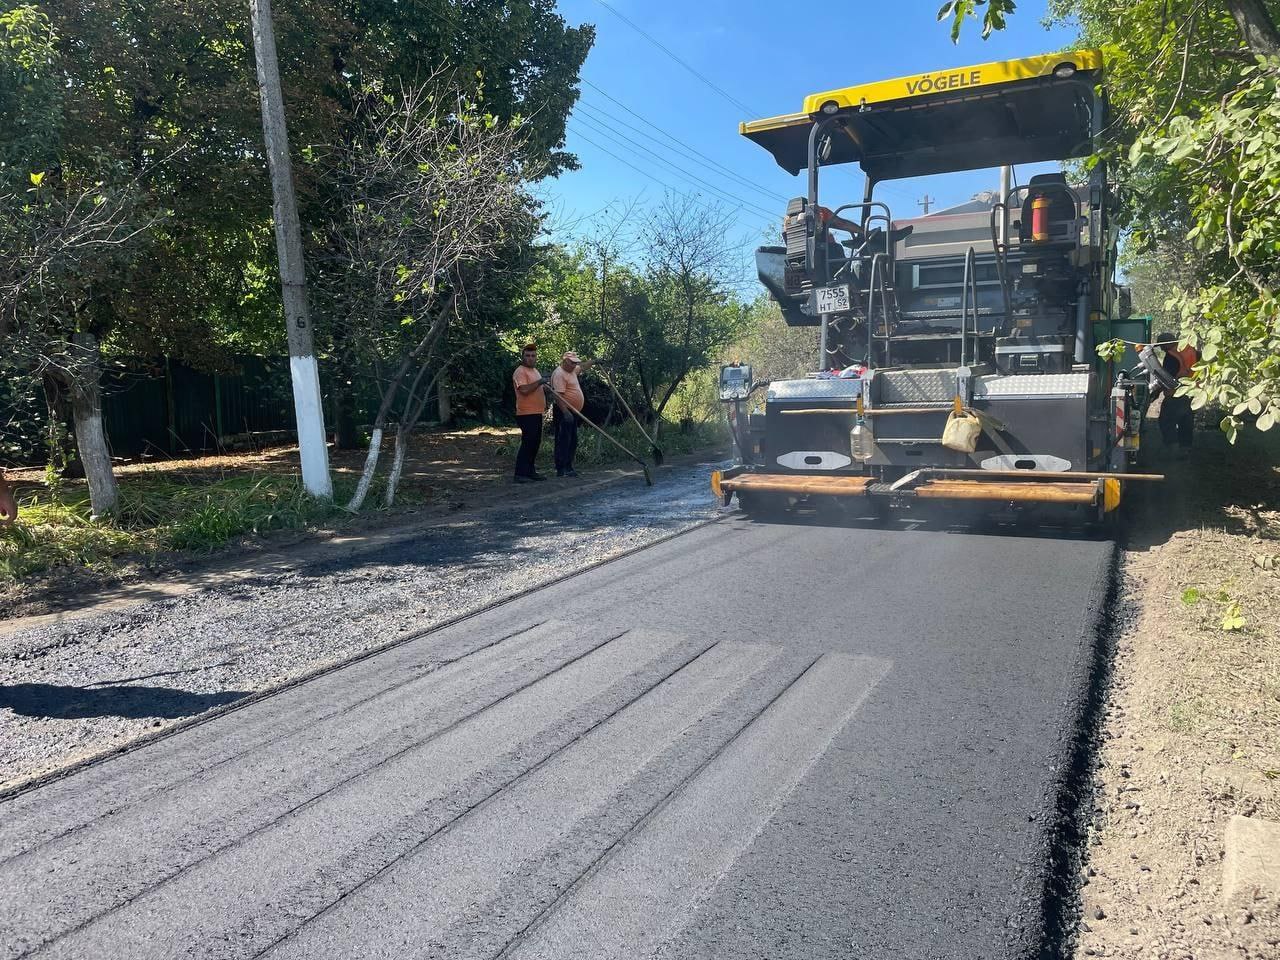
[1158,394,1194,448]
[553,407,579,473]
[514,413,543,478]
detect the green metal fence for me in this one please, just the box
[81,356,402,460]
[2,353,503,467]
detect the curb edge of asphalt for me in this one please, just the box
[1035,541,1123,956]
[0,485,731,803]
[0,447,729,637]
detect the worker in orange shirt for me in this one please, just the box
[511,344,548,483]
[1151,331,1199,453]
[550,351,592,477]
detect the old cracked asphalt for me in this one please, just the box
[0,485,1114,959]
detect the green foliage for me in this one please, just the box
[730,296,816,391]
[949,0,1280,442]
[1220,601,1246,631]
[1095,337,1128,362]
[526,225,747,428]
[0,474,337,580]
[1181,586,1202,605]
[937,0,1017,41]
[0,4,60,185]
[0,0,594,493]
[1,0,591,367]
[0,356,43,464]
[1126,60,1280,440]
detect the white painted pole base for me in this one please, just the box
[289,354,333,499]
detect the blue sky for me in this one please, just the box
[541,0,1079,271]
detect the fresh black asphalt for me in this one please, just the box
[0,509,1113,959]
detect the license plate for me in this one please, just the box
[815,283,851,315]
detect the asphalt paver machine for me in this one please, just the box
[713,50,1159,525]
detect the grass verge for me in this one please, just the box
[1,417,723,584]
[0,474,338,581]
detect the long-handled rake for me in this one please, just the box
[544,382,654,486]
[594,364,664,466]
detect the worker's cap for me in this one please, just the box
[562,351,581,364]
[1155,331,1177,345]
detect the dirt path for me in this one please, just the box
[1075,430,1280,959]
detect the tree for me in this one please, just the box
[0,1,591,447]
[0,179,155,515]
[524,197,748,434]
[0,5,156,515]
[316,79,538,510]
[732,296,816,391]
[637,195,747,434]
[942,0,1280,440]
[32,0,592,372]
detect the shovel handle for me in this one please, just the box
[545,383,647,466]
[595,366,658,448]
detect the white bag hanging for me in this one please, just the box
[941,410,982,453]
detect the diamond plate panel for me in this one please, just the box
[975,373,1091,398]
[876,369,956,404]
[766,378,863,401]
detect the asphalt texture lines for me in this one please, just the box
[0,462,720,788]
[0,510,1114,959]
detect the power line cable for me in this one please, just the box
[426,0,919,222]
[591,0,764,118]
[569,128,771,228]
[571,114,777,218]
[581,78,786,189]
[575,99,785,203]
[569,122,772,223]
[419,1,784,214]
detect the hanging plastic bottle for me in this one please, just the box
[850,393,873,462]
[850,420,873,462]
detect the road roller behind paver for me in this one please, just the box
[713,50,1161,526]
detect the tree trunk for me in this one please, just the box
[383,428,408,507]
[68,334,119,517]
[345,361,419,511]
[1227,0,1280,55]
[383,365,447,508]
[436,376,451,426]
[345,294,454,512]
[347,426,382,512]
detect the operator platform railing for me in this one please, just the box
[960,246,979,367]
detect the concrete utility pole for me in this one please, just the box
[249,0,333,498]
[917,194,934,216]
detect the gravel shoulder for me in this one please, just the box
[0,457,725,792]
[1075,429,1280,959]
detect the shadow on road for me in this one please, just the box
[0,683,249,720]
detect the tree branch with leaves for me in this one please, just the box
[944,0,1280,440]
[314,76,539,510]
